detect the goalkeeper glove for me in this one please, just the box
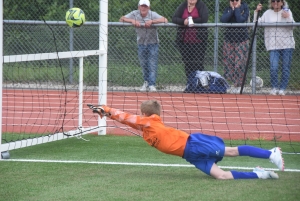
[87,104,111,118]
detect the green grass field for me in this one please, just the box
[1,135,300,201]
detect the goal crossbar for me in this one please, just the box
[3,50,105,63]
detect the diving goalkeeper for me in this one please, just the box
[88,100,284,180]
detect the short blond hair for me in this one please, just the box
[140,100,161,116]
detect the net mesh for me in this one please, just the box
[2,0,300,154]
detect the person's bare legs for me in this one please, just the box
[224,147,239,157]
[210,163,234,180]
[209,147,240,180]
[225,146,283,171]
[211,146,280,179]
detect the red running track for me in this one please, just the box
[2,89,300,141]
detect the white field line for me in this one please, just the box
[3,159,300,172]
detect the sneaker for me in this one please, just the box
[253,166,279,179]
[278,90,285,96]
[269,147,284,171]
[227,87,241,94]
[140,81,148,92]
[148,85,157,92]
[270,88,278,95]
[234,87,241,94]
[226,87,232,93]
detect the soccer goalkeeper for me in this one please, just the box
[89,100,284,180]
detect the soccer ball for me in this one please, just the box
[65,8,85,28]
[250,76,264,88]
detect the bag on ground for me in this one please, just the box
[184,71,230,94]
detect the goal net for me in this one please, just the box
[1,0,300,158]
[1,0,108,155]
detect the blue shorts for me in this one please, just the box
[183,133,225,175]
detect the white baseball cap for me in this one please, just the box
[138,0,150,7]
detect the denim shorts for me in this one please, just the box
[183,133,225,175]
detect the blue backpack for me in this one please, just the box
[184,71,230,94]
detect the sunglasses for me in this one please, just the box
[230,0,239,2]
[271,0,281,2]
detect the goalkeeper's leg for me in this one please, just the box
[225,146,271,158]
[210,163,278,180]
[225,146,284,171]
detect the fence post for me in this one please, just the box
[69,0,74,84]
[252,35,257,94]
[213,0,220,72]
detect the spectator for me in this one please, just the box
[172,0,209,91]
[120,0,168,92]
[220,0,250,94]
[254,0,295,96]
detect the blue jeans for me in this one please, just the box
[138,43,159,86]
[269,48,294,90]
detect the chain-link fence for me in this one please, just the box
[3,0,300,94]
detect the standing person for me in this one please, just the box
[220,0,250,94]
[120,0,168,92]
[172,0,209,91]
[89,100,284,180]
[254,0,295,96]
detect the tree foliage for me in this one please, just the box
[3,0,299,22]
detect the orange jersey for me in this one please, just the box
[103,106,189,157]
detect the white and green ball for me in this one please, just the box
[65,8,85,28]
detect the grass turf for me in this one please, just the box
[1,135,300,201]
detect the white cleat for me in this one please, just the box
[269,147,284,171]
[253,166,279,179]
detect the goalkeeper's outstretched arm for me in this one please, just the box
[88,104,144,131]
